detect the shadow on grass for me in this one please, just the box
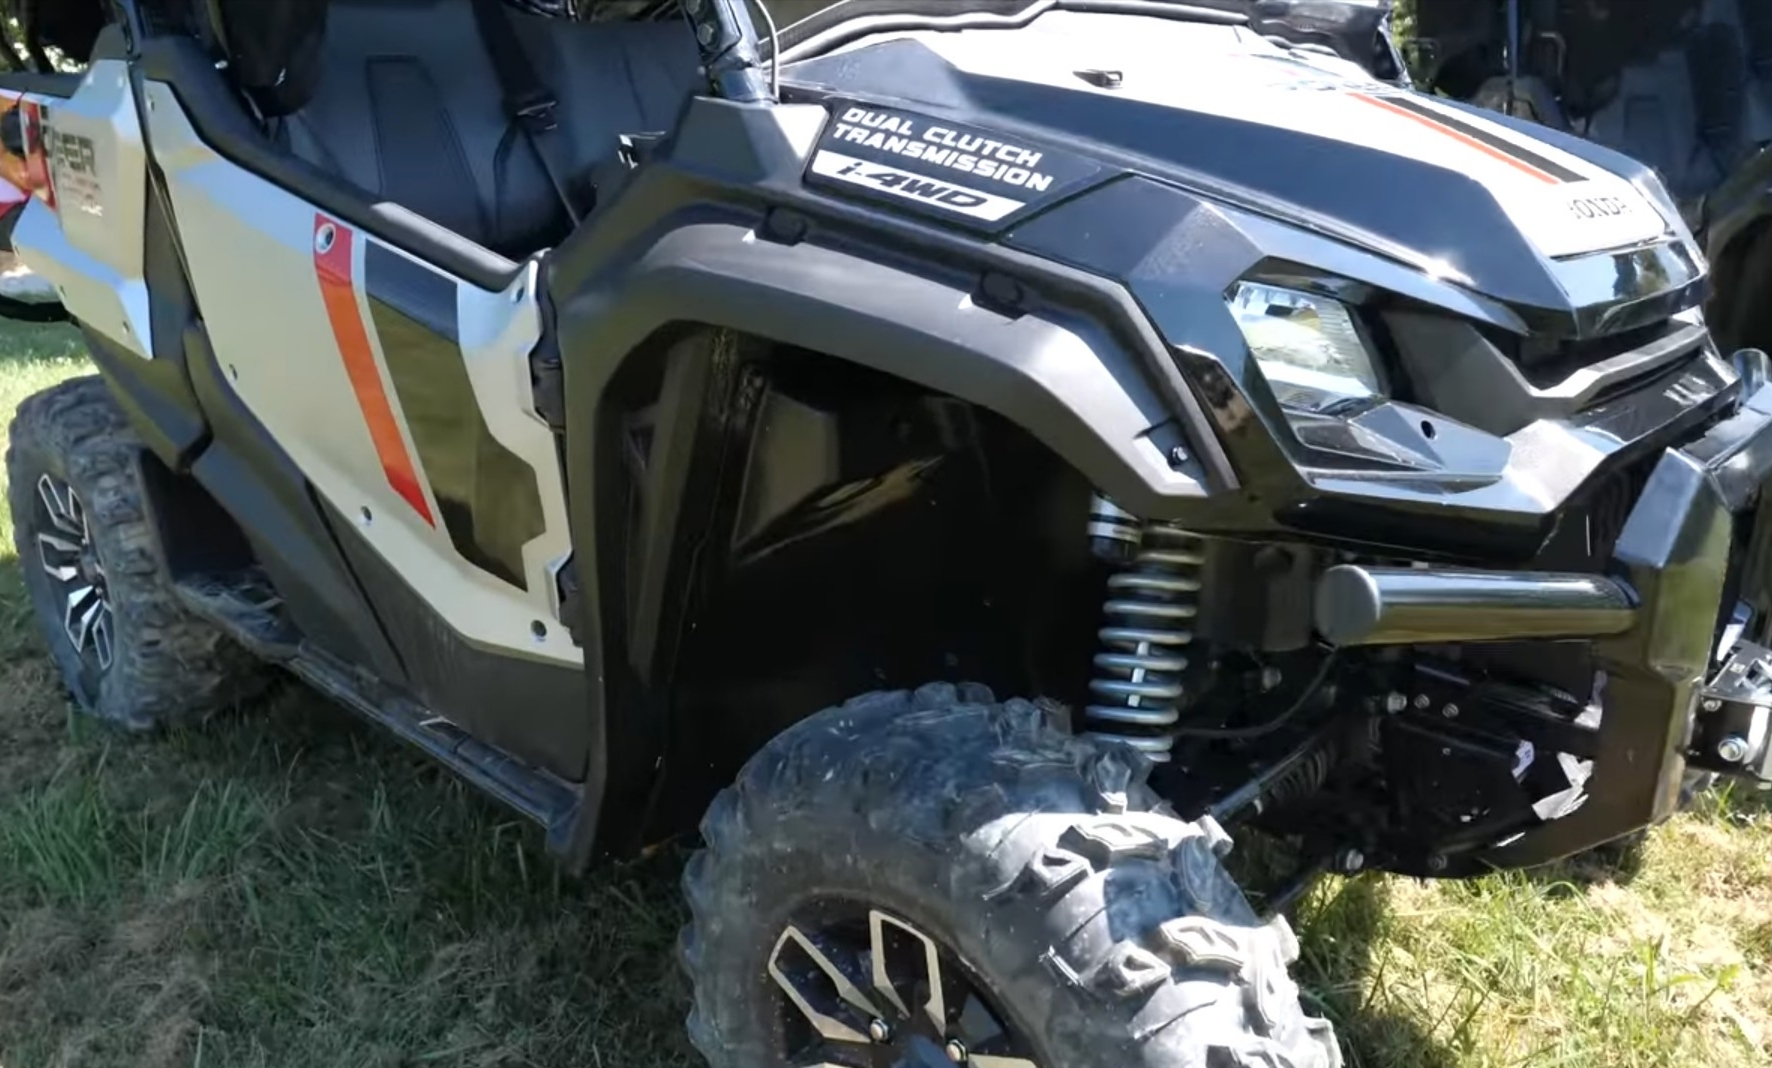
[1518,774,1772,895]
[0,319,85,370]
[1292,876,1461,1068]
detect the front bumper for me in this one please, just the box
[1341,382,1772,872]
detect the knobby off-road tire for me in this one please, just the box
[6,376,264,729]
[681,683,1341,1068]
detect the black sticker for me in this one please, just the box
[807,100,1102,227]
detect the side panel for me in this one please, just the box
[141,81,587,773]
[10,62,149,355]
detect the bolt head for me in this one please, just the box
[1339,848,1365,873]
[868,1019,892,1044]
[945,1038,969,1063]
[1703,698,1723,712]
[1441,704,1460,719]
[1260,666,1283,692]
[1412,694,1431,709]
[1717,735,1752,764]
[1384,692,1408,714]
[1168,445,1191,468]
[1426,853,1449,873]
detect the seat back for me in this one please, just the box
[281,0,699,257]
[203,0,329,116]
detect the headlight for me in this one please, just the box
[1228,282,1383,413]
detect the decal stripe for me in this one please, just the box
[1352,93,1582,185]
[312,214,436,525]
[1378,95,1588,182]
[363,243,543,591]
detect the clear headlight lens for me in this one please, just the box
[1228,282,1383,413]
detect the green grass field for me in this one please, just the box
[0,323,1767,1067]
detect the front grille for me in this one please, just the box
[1507,318,1680,389]
[1535,452,1660,573]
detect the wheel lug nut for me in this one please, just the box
[945,1038,969,1063]
[867,1018,892,1043]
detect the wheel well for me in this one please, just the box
[134,448,259,583]
[1708,217,1772,353]
[600,328,1109,843]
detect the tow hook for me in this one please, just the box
[1689,639,1772,781]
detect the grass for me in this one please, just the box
[0,322,1767,1067]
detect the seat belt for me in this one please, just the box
[468,0,586,226]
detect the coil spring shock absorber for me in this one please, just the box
[1084,495,1206,761]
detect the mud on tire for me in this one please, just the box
[680,683,1342,1068]
[6,376,265,729]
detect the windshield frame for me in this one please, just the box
[765,0,1249,64]
[683,0,1250,102]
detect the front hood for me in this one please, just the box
[784,10,1697,328]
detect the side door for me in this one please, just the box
[133,61,588,779]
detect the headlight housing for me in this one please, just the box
[1228,282,1384,413]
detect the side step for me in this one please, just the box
[172,569,301,661]
[173,571,581,839]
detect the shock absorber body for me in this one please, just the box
[1084,495,1207,760]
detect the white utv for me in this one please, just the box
[4,2,1768,1066]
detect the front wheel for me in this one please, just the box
[680,684,1341,1068]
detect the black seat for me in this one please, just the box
[209,0,700,259]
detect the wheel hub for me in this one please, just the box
[33,474,114,672]
[767,906,1039,1068]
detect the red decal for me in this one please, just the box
[312,215,435,525]
[1351,92,1562,186]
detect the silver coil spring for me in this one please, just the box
[1084,496,1206,762]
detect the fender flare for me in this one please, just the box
[551,218,1215,858]
[1695,146,1772,348]
[556,221,1209,514]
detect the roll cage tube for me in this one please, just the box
[683,0,772,102]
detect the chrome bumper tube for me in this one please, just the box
[1314,566,1637,646]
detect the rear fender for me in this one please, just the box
[2,61,210,468]
[7,61,147,353]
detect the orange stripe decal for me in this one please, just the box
[313,214,435,525]
[1351,92,1562,185]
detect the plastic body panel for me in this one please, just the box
[536,42,1746,858]
[21,40,597,784]
[9,62,151,357]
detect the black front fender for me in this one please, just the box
[548,216,1214,857]
[558,220,1208,513]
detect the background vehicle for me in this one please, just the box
[1411,0,1772,357]
[5,2,1772,1067]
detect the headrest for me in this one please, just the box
[33,0,109,60]
[202,0,328,117]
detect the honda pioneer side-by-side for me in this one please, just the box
[5,0,1772,1065]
